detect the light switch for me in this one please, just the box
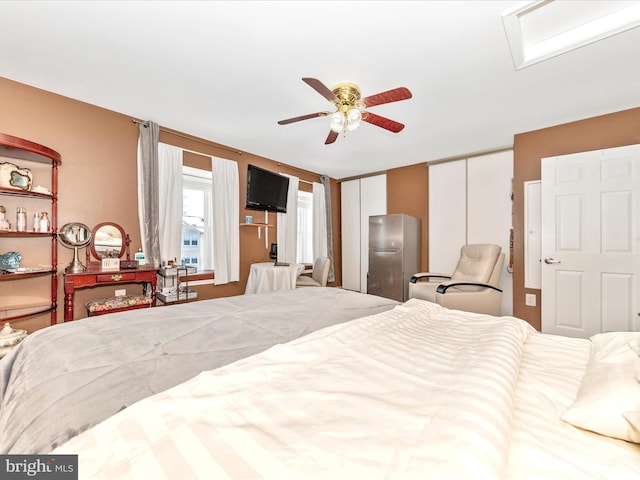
[525,293,536,306]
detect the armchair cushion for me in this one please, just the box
[451,244,501,283]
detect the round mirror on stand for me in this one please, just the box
[90,222,125,260]
[58,223,92,273]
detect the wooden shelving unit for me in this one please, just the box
[0,133,61,326]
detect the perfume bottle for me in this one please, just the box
[33,211,40,232]
[16,207,27,232]
[39,212,50,233]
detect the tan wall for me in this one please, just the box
[5,75,638,332]
[383,107,640,330]
[386,163,428,272]
[512,106,640,330]
[0,77,341,331]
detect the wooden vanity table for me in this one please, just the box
[63,265,158,322]
[60,221,158,321]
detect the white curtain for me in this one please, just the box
[212,157,239,284]
[158,143,183,265]
[277,175,299,264]
[201,175,214,270]
[312,182,328,261]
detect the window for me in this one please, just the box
[297,190,313,264]
[182,166,213,269]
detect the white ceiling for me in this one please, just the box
[1,1,639,179]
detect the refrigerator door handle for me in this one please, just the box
[371,248,400,254]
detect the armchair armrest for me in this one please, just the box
[436,281,503,294]
[409,272,452,283]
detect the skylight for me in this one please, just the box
[502,0,640,69]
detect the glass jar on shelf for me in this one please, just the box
[39,212,50,233]
[16,207,27,232]
[33,211,40,232]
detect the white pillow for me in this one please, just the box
[561,331,640,443]
[623,411,640,435]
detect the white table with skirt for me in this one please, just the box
[245,262,305,294]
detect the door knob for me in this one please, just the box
[544,257,561,264]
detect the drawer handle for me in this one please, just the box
[111,274,123,281]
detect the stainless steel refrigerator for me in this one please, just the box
[367,214,420,302]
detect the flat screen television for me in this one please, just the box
[245,164,290,213]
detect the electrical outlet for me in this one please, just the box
[115,289,126,297]
[525,293,536,307]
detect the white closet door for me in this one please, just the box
[340,175,386,293]
[429,160,467,274]
[360,175,387,293]
[341,179,361,291]
[428,152,514,316]
[467,150,513,316]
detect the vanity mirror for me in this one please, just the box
[90,222,125,260]
[88,222,134,268]
[58,222,92,273]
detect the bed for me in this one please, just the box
[2,289,640,479]
[0,287,399,454]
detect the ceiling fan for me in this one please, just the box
[277,77,412,145]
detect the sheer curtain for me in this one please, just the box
[312,182,328,262]
[320,175,335,282]
[212,157,239,284]
[158,143,183,265]
[136,121,161,268]
[277,175,299,264]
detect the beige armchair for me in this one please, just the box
[296,256,330,287]
[408,244,504,316]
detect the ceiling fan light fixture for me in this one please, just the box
[346,108,362,132]
[329,111,345,133]
[278,77,412,144]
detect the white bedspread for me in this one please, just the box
[55,300,534,480]
[508,333,640,480]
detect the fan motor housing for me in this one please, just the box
[332,82,362,112]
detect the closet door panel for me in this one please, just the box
[341,179,361,291]
[428,160,466,274]
[360,175,387,293]
[467,150,514,316]
[467,151,513,244]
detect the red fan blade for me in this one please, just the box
[362,87,412,108]
[302,77,339,103]
[325,130,339,145]
[362,112,405,133]
[278,111,330,125]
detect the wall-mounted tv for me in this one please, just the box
[245,164,290,213]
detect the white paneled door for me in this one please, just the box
[541,145,640,337]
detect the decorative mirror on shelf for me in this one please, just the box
[58,222,92,273]
[87,222,134,269]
